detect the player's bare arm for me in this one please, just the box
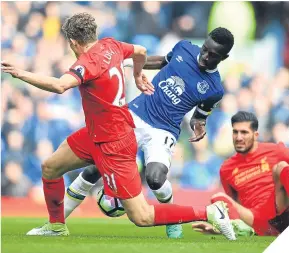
[123,53,170,94]
[189,115,206,142]
[143,56,168,70]
[188,106,209,143]
[123,54,167,94]
[1,60,79,94]
[131,44,147,75]
[189,93,223,142]
[123,56,166,70]
[192,221,221,235]
[131,45,154,95]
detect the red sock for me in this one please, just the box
[211,195,240,219]
[280,166,289,197]
[42,177,65,224]
[154,204,207,226]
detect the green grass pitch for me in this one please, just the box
[2,217,275,253]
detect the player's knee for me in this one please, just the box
[41,160,58,179]
[211,192,228,203]
[127,206,154,227]
[145,162,168,190]
[129,214,151,227]
[82,166,101,184]
[273,161,288,179]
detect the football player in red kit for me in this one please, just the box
[2,12,150,235]
[2,13,236,240]
[192,111,289,236]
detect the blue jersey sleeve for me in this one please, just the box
[165,40,188,63]
[194,92,224,119]
[165,51,173,63]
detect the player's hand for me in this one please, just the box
[192,221,221,234]
[189,118,206,142]
[1,60,23,78]
[134,73,155,95]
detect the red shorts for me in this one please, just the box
[251,192,289,236]
[67,127,142,199]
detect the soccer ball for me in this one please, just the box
[96,187,126,217]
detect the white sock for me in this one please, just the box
[64,172,96,219]
[152,180,173,204]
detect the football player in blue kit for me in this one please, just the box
[64,27,234,238]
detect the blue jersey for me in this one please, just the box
[128,40,224,140]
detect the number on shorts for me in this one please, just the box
[109,64,125,106]
[104,173,117,191]
[164,136,175,148]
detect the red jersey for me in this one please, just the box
[67,38,135,143]
[220,142,289,209]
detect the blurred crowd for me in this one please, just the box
[1,1,289,199]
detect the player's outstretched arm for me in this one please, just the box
[131,45,147,77]
[144,56,168,70]
[189,93,223,142]
[123,56,168,70]
[192,221,221,234]
[1,60,79,94]
[131,45,155,95]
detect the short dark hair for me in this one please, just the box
[209,27,234,54]
[62,13,97,45]
[231,111,258,131]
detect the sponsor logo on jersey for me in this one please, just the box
[232,167,239,176]
[197,80,209,94]
[158,76,185,105]
[234,158,271,186]
[74,65,85,77]
[261,157,270,172]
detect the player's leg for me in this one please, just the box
[130,111,175,206]
[64,165,101,218]
[120,192,236,240]
[210,192,255,236]
[95,131,235,240]
[211,192,253,225]
[270,161,289,233]
[211,193,282,237]
[64,111,144,219]
[145,162,184,238]
[250,160,289,237]
[142,127,183,238]
[65,113,144,219]
[142,128,175,204]
[27,128,92,236]
[273,161,289,210]
[145,162,172,203]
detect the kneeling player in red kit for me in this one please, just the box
[192,111,289,236]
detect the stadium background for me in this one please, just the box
[1,1,289,216]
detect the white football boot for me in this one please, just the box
[207,201,237,240]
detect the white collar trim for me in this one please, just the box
[197,54,218,73]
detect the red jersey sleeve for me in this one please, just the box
[277,142,289,163]
[66,56,100,84]
[119,41,134,59]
